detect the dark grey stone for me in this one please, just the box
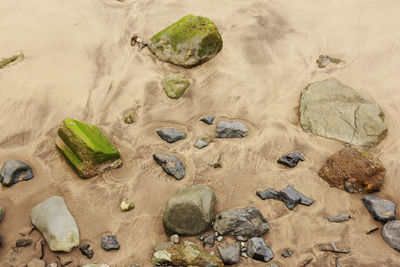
[101,235,120,250]
[281,248,292,258]
[79,243,94,259]
[16,239,32,247]
[256,189,279,200]
[277,152,305,168]
[201,115,215,125]
[362,196,396,222]
[278,185,314,210]
[217,243,240,265]
[0,159,34,186]
[194,139,209,149]
[216,121,248,138]
[157,128,186,143]
[382,220,400,252]
[247,237,274,262]
[344,182,354,194]
[153,152,185,180]
[203,234,215,247]
[325,214,350,223]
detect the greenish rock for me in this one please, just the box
[163,185,216,236]
[56,118,122,178]
[299,78,387,147]
[149,15,223,68]
[0,53,24,69]
[161,75,190,99]
[152,241,224,266]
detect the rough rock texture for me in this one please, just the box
[316,55,342,68]
[299,78,387,147]
[277,152,305,168]
[216,121,248,138]
[382,220,400,252]
[56,118,122,178]
[362,196,396,222]
[30,196,79,252]
[278,185,314,210]
[247,237,274,262]
[101,235,120,250]
[152,241,223,266]
[80,243,94,259]
[325,214,351,223]
[318,147,386,193]
[153,152,185,180]
[256,189,279,200]
[213,206,270,237]
[194,139,209,149]
[149,15,223,68]
[0,159,34,186]
[157,128,187,143]
[163,185,216,236]
[161,75,190,99]
[217,243,240,265]
[201,115,215,125]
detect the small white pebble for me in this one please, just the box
[136,37,143,43]
[210,251,215,256]
[217,236,223,242]
[241,242,245,248]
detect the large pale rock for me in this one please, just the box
[299,78,387,147]
[382,220,400,252]
[30,196,79,252]
[163,185,216,236]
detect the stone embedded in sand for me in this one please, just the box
[194,139,209,149]
[217,243,241,265]
[216,121,248,138]
[382,220,400,252]
[362,196,395,222]
[163,185,216,236]
[153,152,185,180]
[201,115,215,125]
[299,78,387,148]
[80,243,94,259]
[256,188,279,200]
[318,147,385,193]
[325,214,351,223]
[213,206,270,237]
[149,15,223,68]
[56,118,122,179]
[277,152,305,168]
[0,205,4,222]
[0,159,34,186]
[247,237,274,262]
[316,55,342,68]
[278,185,314,210]
[152,241,223,266]
[157,128,187,143]
[101,235,120,251]
[161,75,190,99]
[31,196,79,252]
[16,238,32,247]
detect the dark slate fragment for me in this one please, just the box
[157,128,186,143]
[281,248,292,258]
[0,159,34,186]
[101,235,120,251]
[216,121,248,138]
[153,152,185,180]
[278,185,314,210]
[201,115,215,125]
[277,152,305,168]
[247,237,274,262]
[256,189,279,200]
[362,196,396,222]
[79,243,94,259]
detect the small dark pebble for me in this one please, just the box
[16,238,33,247]
[277,152,305,168]
[201,115,215,125]
[101,235,120,251]
[203,234,215,247]
[281,248,292,258]
[79,243,94,259]
[344,182,354,194]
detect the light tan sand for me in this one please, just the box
[1,0,400,266]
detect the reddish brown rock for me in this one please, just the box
[318,147,385,193]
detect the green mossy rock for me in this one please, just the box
[162,75,190,99]
[56,118,122,178]
[149,15,223,68]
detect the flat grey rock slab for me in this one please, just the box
[201,115,215,125]
[194,139,209,149]
[362,196,396,222]
[247,237,274,262]
[153,152,185,180]
[216,121,248,138]
[325,214,351,223]
[157,128,186,143]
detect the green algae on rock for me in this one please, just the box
[56,118,122,178]
[0,53,24,69]
[149,15,223,68]
[162,75,190,99]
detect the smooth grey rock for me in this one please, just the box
[278,185,314,210]
[382,220,400,252]
[153,152,185,180]
[362,196,396,222]
[30,196,79,252]
[344,182,354,194]
[317,242,350,254]
[163,185,216,236]
[101,235,120,250]
[247,237,274,262]
[216,121,248,138]
[217,236,223,242]
[299,78,387,148]
[194,139,209,149]
[0,159,34,186]
[201,115,215,125]
[277,152,305,168]
[0,205,4,222]
[203,234,215,247]
[157,128,186,143]
[325,214,351,223]
[256,189,279,200]
[217,243,240,265]
[213,206,270,237]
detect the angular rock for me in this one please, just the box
[149,15,223,68]
[277,152,305,168]
[16,238,32,247]
[362,196,396,222]
[101,235,120,250]
[318,147,385,193]
[152,241,223,266]
[325,214,350,223]
[163,185,216,236]
[281,248,292,258]
[277,185,314,210]
[79,243,94,259]
[247,237,274,262]
[256,189,279,200]
[382,220,400,252]
[208,153,222,168]
[194,139,209,149]
[27,259,45,267]
[203,234,215,247]
[0,205,4,222]
[56,118,122,179]
[217,243,240,265]
[161,75,190,99]
[344,182,354,194]
[157,128,186,143]
[30,196,79,252]
[317,242,350,254]
[213,206,270,237]
[153,152,185,180]
[0,159,34,186]
[201,115,215,125]
[299,78,387,147]
[216,121,248,138]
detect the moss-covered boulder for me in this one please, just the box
[162,75,190,99]
[149,15,223,68]
[56,118,122,178]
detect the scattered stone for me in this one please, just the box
[382,220,400,252]
[0,205,4,222]
[217,236,223,242]
[120,201,135,212]
[138,43,147,52]
[299,78,387,147]
[318,147,385,193]
[31,196,79,252]
[170,234,179,244]
[19,226,35,236]
[217,243,240,265]
[153,152,185,180]
[325,214,351,223]
[56,118,122,178]
[362,196,396,222]
[0,159,34,186]
[213,206,270,237]
[215,232,219,237]
[163,185,216,236]
[277,185,314,210]
[149,15,223,68]
[194,139,209,149]
[241,252,248,258]
[277,152,305,168]
[199,235,205,241]
[216,121,248,138]
[79,243,94,259]
[335,257,343,267]
[34,240,44,259]
[203,234,215,247]
[27,259,45,267]
[240,242,245,248]
[0,53,24,69]
[155,241,173,251]
[256,189,279,200]
[161,75,190,99]
[344,182,354,194]
[298,257,313,267]
[247,237,274,262]
[281,248,292,258]
[122,105,141,124]
[317,242,350,254]
[16,238,33,247]
[366,227,379,234]
[208,153,222,168]
[201,115,215,125]
[157,128,187,143]
[316,55,342,68]
[101,235,120,251]
[236,236,247,242]
[152,241,223,266]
